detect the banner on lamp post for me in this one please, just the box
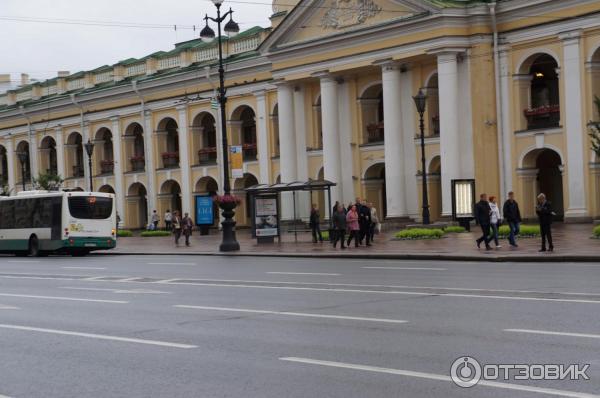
[230,145,243,179]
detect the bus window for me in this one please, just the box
[68,196,113,220]
[0,201,15,229]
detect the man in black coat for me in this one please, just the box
[502,191,522,247]
[474,193,492,250]
[358,200,372,246]
[309,203,323,243]
[536,193,554,252]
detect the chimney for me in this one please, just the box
[21,73,30,86]
[57,71,70,78]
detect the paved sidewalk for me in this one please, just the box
[103,224,600,262]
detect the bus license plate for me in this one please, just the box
[84,243,97,247]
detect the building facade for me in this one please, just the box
[0,0,599,228]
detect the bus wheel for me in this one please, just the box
[28,236,40,257]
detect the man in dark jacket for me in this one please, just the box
[309,203,323,243]
[502,191,522,247]
[536,193,554,252]
[332,207,347,249]
[474,193,492,250]
[358,200,372,246]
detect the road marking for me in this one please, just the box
[362,267,447,271]
[0,304,19,310]
[62,267,106,270]
[0,324,197,349]
[279,357,600,398]
[147,262,197,266]
[6,260,40,263]
[60,287,170,294]
[0,293,127,304]
[505,329,600,340]
[174,305,407,324]
[266,272,341,276]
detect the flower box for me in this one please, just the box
[100,160,114,174]
[130,155,145,171]
[524,105,560,130]
[161,152,179,168]
[198,147,217,164]
[242,143,257,161]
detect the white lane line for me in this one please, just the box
[174,305,407,324]
[505,329,600,340]
[60,287,170,295]
[279,357,600,398]
[6,260,40,263]
[266,272,341,276]
[0,293,127,304]
[0,324,197,349]
[147,262,197,266]
[362,267,447,271]
[62,267,106,270]
[0,304,19,310]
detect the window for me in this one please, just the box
[68,196,113,219]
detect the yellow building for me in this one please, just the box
[1,0,599,228]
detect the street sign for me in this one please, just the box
[195,195,214,226]
[230,145,243,178]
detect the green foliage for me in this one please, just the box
[321,230,330,241]
[590,95,600,160]
[593,225,600,238]
[117,230,133,237]
[140,230,171,237]
[33,172,63,191]
[395,228,445,240]
[444,226,466,233]
[498,224,540,238]
[0,185,12,196]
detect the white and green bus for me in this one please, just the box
[0,190,117,257]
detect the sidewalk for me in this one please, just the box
[102,224,600,262]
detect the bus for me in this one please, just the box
[0,190,117,257]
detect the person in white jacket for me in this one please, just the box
[489,196,502,248]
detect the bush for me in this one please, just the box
[321,230,330,241]
[498,224,540,238]
[593,225,600,238]
[395,228,445,240]
[117,230,133,237]
[140,230,172,237]
[444,226,466,233]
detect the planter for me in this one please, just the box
[524,105,560,130]
[162,152,179,168]
[100,162,114,174]
[198,147,217,164]
[130,157,145,171]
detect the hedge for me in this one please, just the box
[140,230,172,237]
[593,225,600,238]
[444,226,466,233]
[498,224,540,238]
[117,229,133,237]
[395,228,445,240]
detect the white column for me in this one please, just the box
[54,127,65,178]
[437,51,462,216]
[277,83,298,220]
[110,117,126,221]
[176,105,192,215]
[318,74,342,203]
[213,107,225,195]
[29,130,38,179]
[399,66,419,219]
[337,79,355,203]
[560,30,588,220]
[254,90,271,184]
[82,123,91,191]
[5,139,15,191]
[142,109,157,215]
[293,85,310,220]
[499,46,513,194]
[381,61,407,218]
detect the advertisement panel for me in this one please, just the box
[195,195,214,226]
[230,145,243,179]
[254,196,278,237]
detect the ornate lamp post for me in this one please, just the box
[200,0,241,252]
[16,150,28,191]
[84,139,95,191]
[413,89,431,225]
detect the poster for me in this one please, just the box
[195,195,214,226]
[254,196,278,237]
[230,145,243,179]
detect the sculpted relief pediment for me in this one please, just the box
[320,0,383,30]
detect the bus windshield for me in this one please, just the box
[68,196,113,220]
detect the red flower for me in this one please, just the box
[213,194,241,204]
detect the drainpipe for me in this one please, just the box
[70,93,90,190]
[489,2,507,202]
[18,105,36,187]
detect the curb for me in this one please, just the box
[92,251,600,263]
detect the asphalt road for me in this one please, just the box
[0,254,598,398]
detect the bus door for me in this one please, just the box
[51,197,62,240]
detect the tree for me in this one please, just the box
[33,172,63,191]
[590,95,600,162]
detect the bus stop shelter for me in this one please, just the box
[245,179,337,243]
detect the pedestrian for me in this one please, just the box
[536,193,554,252]
[502,191,522,247]
[332,201,340,216]
[164,209,172,231]
[489,196,502,249]
[346,202,353,215]
[358,200,372,246]
[172,210,182,246]
[150,210,159,230]
[369,203,379,242]
[346,205,360,248]
[116,211,121,233]
[182,212,193,247]
[309,203,323,243]
[474,193,492,250]
[332,206,347,249]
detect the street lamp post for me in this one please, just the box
[16,151,28,191]
[84,139,95,192]
[200,0,240,252]
[413,89,431,225]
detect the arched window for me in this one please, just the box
[525,55,560,130]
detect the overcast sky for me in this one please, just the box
[0,0,272,82]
